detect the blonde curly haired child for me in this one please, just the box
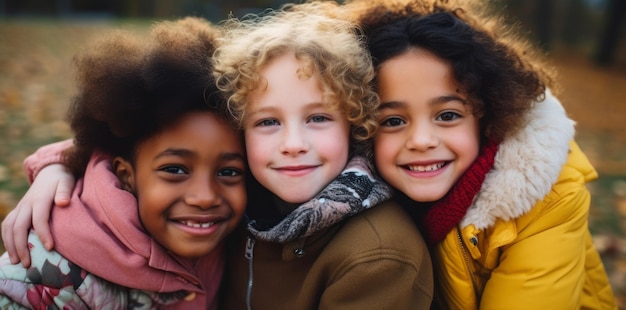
[212,2,432,308]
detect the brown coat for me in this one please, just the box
[220,200,433,309]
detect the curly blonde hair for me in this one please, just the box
[213,1,379,147]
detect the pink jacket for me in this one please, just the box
[18,140,223,309]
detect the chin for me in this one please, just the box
[282,197,310,205]
[405,191,446,203]
[277,192,315,204]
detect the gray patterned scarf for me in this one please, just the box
[247,156,392,243]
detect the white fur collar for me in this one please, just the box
[461,90,575,229]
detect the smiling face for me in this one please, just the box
[244,52,350,206]
[118,111,246,258]
[374,48,481,202]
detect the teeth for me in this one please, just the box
[179,220,214,228]
[407,162,445,172]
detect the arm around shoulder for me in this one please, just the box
[23,139,74,183]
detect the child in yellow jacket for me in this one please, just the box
[340,0,617,308]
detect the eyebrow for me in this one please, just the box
[220,152,246,162]
[379,101,405,110]
[155,148,193,159]
[155,148,245,162]
[379,95,467,110]
[249,101,327,114]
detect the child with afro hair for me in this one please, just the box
[0,17,246,309]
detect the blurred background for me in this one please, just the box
[0,0,625,306]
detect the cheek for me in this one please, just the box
[452,126,481,167]
[374,135,396,166]
[136,194,161,235]
[245,134,269,169]
[327,134,350,159]
[135,184,168,216]
[225,185,247,218]
[462,138,481,163]
[133,175,160,212]
[330,124,351,156]
[463,121,481,154]
[373,137,396,184]
[322,130,350,169]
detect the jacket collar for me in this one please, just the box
[247,156,392,243]
[461,90,575,229]
[51,152,213,293]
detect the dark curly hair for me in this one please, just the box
[63,17,231,176]
[342,0,558,143]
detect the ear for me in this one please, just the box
[113,157,136,194]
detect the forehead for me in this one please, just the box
[258,52,320,88]
[140,111,242,153]
[376,49,459,101]
[248,53,327,109]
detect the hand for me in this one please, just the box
[1,164,75,267]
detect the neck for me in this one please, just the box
[272,195,300,216]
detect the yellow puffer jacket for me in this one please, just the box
[431,93,617,310]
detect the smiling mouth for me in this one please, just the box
[276,165,317,171]
[178,220,215,228]
[273,165,318,176]
[404,162,447,172]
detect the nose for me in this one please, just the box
[279,124,309,156]
[184,175,223,209]
[406,121,439,151]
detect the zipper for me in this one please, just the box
[456,226,481,302]
[245,236,255,310]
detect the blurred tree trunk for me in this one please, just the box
[122,0,152,17]
[561,0,588,47]
[594,0,626,66]
[534,0,555,51]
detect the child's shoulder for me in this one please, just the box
[0,231,83,282]
[0,231,186,309]
[329,200,427,256]
[542,141,598,208]
[0,231,89,307]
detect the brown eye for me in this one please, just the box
[381,117,405,127]
[218,168,243,177]
[161,166,186,174]
[437,111,460,122]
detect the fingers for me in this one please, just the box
[1,164,76,267]
[53,172,75,207]
[1,208,21,265]
[32,198,53,251]
[1,204,33,268]
[12,206,33,268]
[31,164,75,250]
